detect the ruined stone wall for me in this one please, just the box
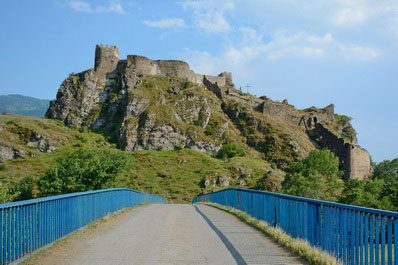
[93,45,232,88]
[125,54,229,86]
[350,145,372,180]
[312,123,371,180]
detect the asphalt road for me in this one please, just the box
[28,204,307,265]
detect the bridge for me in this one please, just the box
[0,188,397,265]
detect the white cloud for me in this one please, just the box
[333,8,368,26]
[181,30,381,76]
[65,0,126,15]
[142,18,187,29]
[338,45,382,61]
[181,0,234,34]
[240,27,262,44]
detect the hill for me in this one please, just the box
[0,114,281,203]
[0,44,374,203]
[0,94,50,117]
[46,44,371,181]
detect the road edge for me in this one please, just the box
[200,202,343,265]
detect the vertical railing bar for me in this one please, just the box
[394,218,397,265]
[382,216,386,265]
[376,215,380,265]
[387,217,392,265]
[365,213,369,265]
[371,214,375,265]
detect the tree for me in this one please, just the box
[282,149,344,201]
[339,178,388,209]
[372,158,398,183]
[37,149,130,196]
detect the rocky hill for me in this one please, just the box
[0,94,50,117]
[45,44,372,181]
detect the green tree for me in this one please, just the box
[282,149,344,201]
[372,158,398,183]
[339,178,388,209]
[37,149,130,196]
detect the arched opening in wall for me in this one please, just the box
[313,117,318,123]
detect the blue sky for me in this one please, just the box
[0,0,397,162]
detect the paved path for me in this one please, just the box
[30,204,307,265]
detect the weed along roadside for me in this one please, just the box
[201,202,341,265]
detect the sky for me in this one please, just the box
[0,0,397,162]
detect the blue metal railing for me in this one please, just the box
[0,188,165,264]
[193,188,397,265]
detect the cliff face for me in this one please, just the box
[46,44,372,180]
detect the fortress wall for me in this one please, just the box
[126,54,230,87]
[219,72,233,86]
[156,60,195,80]
[204,75,226,87]
[127,55,161,76]
[350,145,372,180]
[96,45,233,88]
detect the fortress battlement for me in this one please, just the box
[94,44,232,87]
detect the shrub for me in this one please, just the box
[216,143,245,159]
[37,149,131,197]
[8,176,34,201]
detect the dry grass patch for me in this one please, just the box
[203,202,342,265]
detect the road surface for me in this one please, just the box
[26,204,307,265]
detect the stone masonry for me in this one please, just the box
[95,44,232,87]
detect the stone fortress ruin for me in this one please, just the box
[94,44,232,87]
[47,44,372,181]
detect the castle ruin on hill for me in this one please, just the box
[94,44,232,87]
[46,44,372,181]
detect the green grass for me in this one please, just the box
[0,114,114,187]
[115,149,282,203]
[0,116,283,203]
[202,202,342,265]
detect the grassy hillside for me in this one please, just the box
[0,94,50,117]
[0,114,283,203]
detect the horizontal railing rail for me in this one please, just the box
[193,188,397,265]
[1,188,165,265]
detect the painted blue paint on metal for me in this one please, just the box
[394,219,398,265]
[388,217,392,265]
[193,188,398,265]
[382,216,386,265]
[0,188,164,264]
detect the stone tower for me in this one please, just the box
[219,72,233,86]
[94,44,119,81]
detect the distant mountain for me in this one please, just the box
[0,94,50,118]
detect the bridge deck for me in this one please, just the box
[25,204,307,265]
